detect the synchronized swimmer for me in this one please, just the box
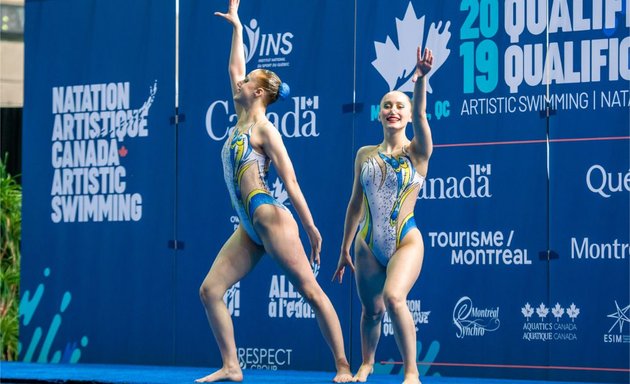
[196,1,434,383]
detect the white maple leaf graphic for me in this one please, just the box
[521,303,534,321]
[552,303,565,321]
[272,177,289,205]
[536,303,549,320]
[566,303,580,322]
[424,20,451,93]
[372,2,451,94]
[312,263,320,277]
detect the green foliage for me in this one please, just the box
[0,154,21,361]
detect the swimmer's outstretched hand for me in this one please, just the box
[412,47,433,82]
[214,0,241,26]
[332,250,355,284]
[306,225,322,266]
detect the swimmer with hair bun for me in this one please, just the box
[195,0,353,383]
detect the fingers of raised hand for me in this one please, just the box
[426,49,434,65]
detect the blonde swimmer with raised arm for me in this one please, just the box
[196,0,352,382]
[333,47,434,384]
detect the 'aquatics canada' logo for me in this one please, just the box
[521,302,580,342]
[372,2,451,94]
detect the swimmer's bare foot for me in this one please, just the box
[332,358,354,383]
[194,367,243,382]
[401,372,421,384]
[353,363,374,382]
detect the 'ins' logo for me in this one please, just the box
[244,19,294,68]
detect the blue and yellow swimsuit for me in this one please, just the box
[221,124,288,245]
[358,147,425,266]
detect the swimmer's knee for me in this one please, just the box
[383,291,406,313]
[298,283,326,307]
[199,279,225,303]
[362,306,385,323]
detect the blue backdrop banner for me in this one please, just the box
[20,0,629,382]
[21,0,176,365]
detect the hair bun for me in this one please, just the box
[278,82,290,100]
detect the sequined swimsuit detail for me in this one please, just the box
[358,148,425,266]
[221,124,288,245]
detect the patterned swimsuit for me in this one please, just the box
[221,124,288,245]
[358,147,425,266]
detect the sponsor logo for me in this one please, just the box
[429,229,532,266]
[383,299,430,337]
[419,164,492,200]
[452,296,500,338]
[50,81,157,223]
[223,282,240,317]
[586,165,630,198]
[270,177,289,205]
[372,2,451,94]
[205,96,320,141]
[604,301,630,344]
[243,18,294,68]
[267,265,319,319]
[571,237,629,261]
[521,302,580,342]
[230,215,240,231]
[237,346,293,370]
